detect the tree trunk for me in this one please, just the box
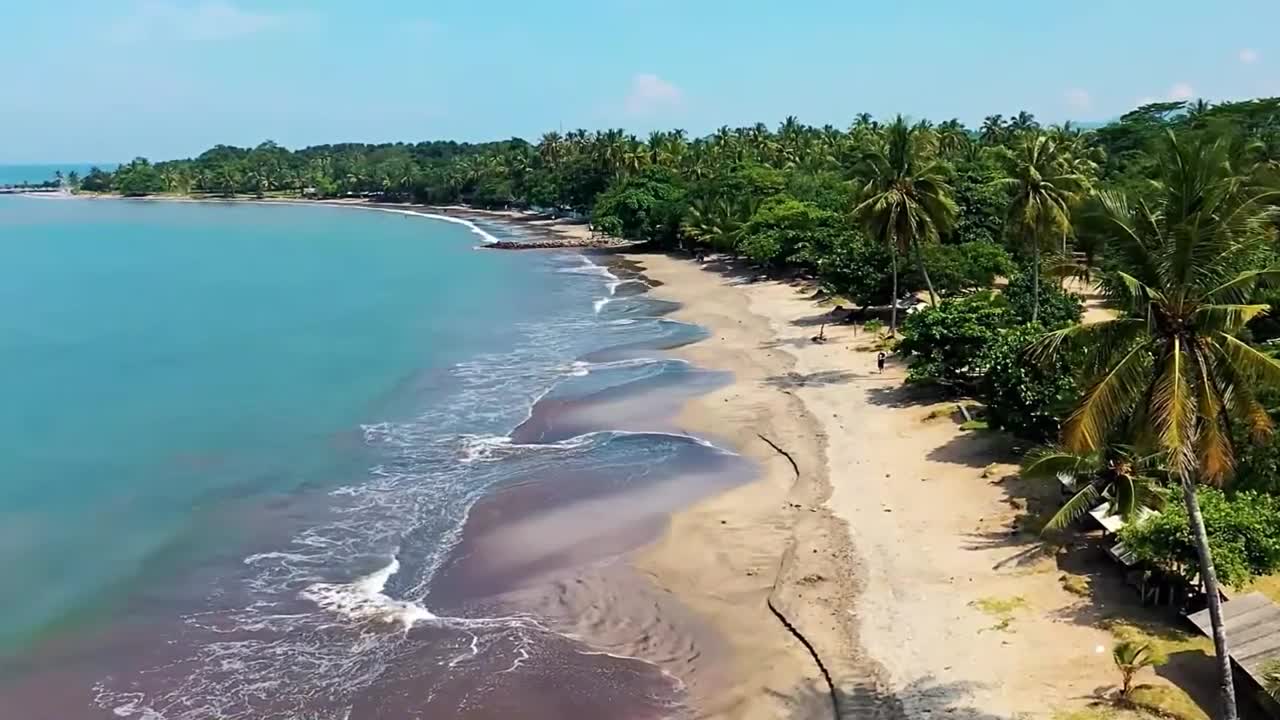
[889,245,899,335]
[1181,475,1239,720]
[915,240,937,305]
[1032,239,1041,324]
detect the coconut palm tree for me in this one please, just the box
[937,119,970,158]
[1022,445,1165,531]
[853,116,958,332]
[980,115,1007,145]
[1032,131,1280,720]
[994,133,1089,323]
[1009,110,1040,136]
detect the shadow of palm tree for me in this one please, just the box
[865,383,945,409]
[764,370,867,389]
[773,675,1021,720]
[923,431,1018,468]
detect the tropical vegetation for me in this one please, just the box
[77,96,1280,720]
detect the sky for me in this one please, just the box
[1,0,1277,163]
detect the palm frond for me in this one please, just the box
[1063,342,1153,453]
[1215,333,1280,387]
[1021,447,1101,480]
[1042,483,1102,532]
[1150,338,1197,473]
[1203,268,1280,304]
[1192,304,1271,335]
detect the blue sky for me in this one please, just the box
[1,0,1277,163]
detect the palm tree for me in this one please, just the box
[1009,110,1039,136]
[853,116,958,332]
[994,133,1088,323]
[1022,445,1164,531]
[1113,641,1159,701]
[1032,131,1280,720]
[980,114,1007,145]
[937,119,970,157]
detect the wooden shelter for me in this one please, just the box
[1189,592,1280,717]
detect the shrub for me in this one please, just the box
[1121,488,1280,588]
[737,196,848,268]
[591,168,686,244]
[1113,641,1160,700]
[980,324,1080,442]
[1004,269,1083,327]
[814,233,897,307]
[917,241,1013,295]
[898,293,1009,390]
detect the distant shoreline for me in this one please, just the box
[59,192,634,249]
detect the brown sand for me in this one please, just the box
[78,197,1146,716]
[624,253,1131,720]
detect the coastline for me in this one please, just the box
[617,253,890,720]
[620,252,1161,720]
[27,195,1161,718]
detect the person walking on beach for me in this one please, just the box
[877,351,886,373]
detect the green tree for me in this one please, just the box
[737,196,847,267]
[994,134,1088,323]
[591,168,686,245]
[918,241,1013,296]
[1122,488,1280,589]
[898,293,1007,390]
[114,157,165,196]
[981,324,1079,442]
[854,116,958,331]
[813,233,897,308]
[1003,269,1083,328]
[1032,131,1280,720]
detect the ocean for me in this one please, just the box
[0,164,115,186]
[0,196,747,719]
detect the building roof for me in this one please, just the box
[1189,592,1280,678]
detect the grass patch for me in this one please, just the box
[1051,709,1144,720]
[1128,684,1209,720]
[960,419,989,431]
[1061,573,1093,597]
[971,595,1027,631]
[1101,619,1212,665]
[972,595,1028,615]
[922,406,954,422]
[1247,573,1280,604]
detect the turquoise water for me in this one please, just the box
[0,163,113,186]
[0,198,542,649]
[0,196,729,719]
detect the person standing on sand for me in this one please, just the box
[877,352,886,373]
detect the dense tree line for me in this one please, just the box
[86,97,1280,717]
[82,98,1279,314]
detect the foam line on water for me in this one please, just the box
[459,428,737,464]
[301,555,437,629]
[566,356,687,376]
[342,206,502,245]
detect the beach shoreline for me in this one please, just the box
[614,252,1175,720]
[32,195,1174,718]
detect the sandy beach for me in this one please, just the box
[52,196,1196,718]
[620,251,1160,720]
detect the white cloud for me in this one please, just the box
[1063,88,1092,112]
[108,1,287,44]
[1168,82,1195,101]
[1239,48,1260,64]
[623,73,683,115]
